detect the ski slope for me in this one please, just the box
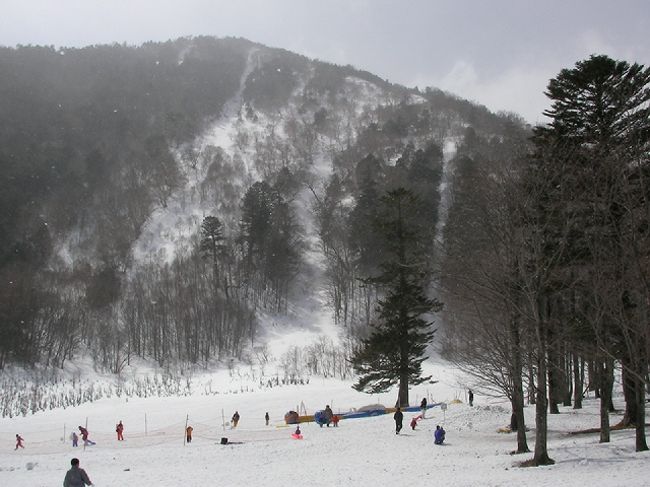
[1,359,648,487]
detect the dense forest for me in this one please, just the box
[0,37,648,456]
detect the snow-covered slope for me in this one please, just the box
[1,359,647,487]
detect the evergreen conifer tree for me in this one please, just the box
[351,188,442,407]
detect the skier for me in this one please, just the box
[186,425,193,443]
[63,457,93,487]
[231,411,240,428]
[394,407,403,434]
[324,405,333,427]
[15,434,24,450]
[116,420,124,441]
[70,432,79,447]
[265,412,270,426]
[78,426,95,446]
[434,425,446,445]
[468,389,474,407]
[420,397,428,418]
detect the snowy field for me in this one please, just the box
[1,359,648,487]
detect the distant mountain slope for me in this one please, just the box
[0,36,528,376]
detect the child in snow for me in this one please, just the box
[420,397,427,418]
[231,411,240,428]
[434,425,446,445]
[332,414,340,427]
[410,417,418,430]
[265,412,270,426]
[186,425,193,443]
[70,432,79,447]
[116,420,124,441]
[15,434,24,450]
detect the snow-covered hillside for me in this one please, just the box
[1,358,647,487]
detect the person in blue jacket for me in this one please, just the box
[434,425,446,445]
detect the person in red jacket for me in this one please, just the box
[15,434,24,450]
[78,426,95,446]
[116,421,124,441]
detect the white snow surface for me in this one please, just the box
[1,358,648,487]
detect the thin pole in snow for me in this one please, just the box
[82,417,87,451]
[63,424,66,444]
[221,409,225,431]
[184,414,189,446]
[145,413,148,436]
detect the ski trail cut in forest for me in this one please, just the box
[435,136,459,245]
[130,48,259,266]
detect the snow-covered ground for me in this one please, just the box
[1,358,648,487]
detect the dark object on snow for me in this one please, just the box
[220,437,228,445]
[284,410,300,424]
[314,410,328,427]
[434,425,446,445]
[468,389,474,407]
[394,407,403,434]
[63,458,92,487]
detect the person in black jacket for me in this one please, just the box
[394,407,403,434]
[420,397,428,418]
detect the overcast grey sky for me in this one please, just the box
[2,0,649,123]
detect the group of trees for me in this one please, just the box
[441,55,650,462]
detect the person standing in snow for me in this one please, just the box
[420,397,428,418]
[265,412,270,426]
[63,457,92,487]
[15,434,24,450]
[332,414,340,427]
[434,425,446,445]
[410,417,418,430]
[116,420,124,441]
[394,407,404,434]
[231,411,240,428]
[186,425,193,443]
[70,432,78,447]
[324,405,333,427]
[468,389,474,407]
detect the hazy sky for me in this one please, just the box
[2,0,649,123]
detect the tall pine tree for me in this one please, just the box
[351,188,442,407]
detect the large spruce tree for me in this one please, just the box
[351,188,442,407]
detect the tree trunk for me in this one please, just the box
[397,373,409,408]
[633,359,649,452]
[573,352,583,409]
[547,328,560,414]
[532,298,554,466]
[599,359,613,443]
[509,312,529,453]
[621,361,637,426]
[533,347,554,465]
